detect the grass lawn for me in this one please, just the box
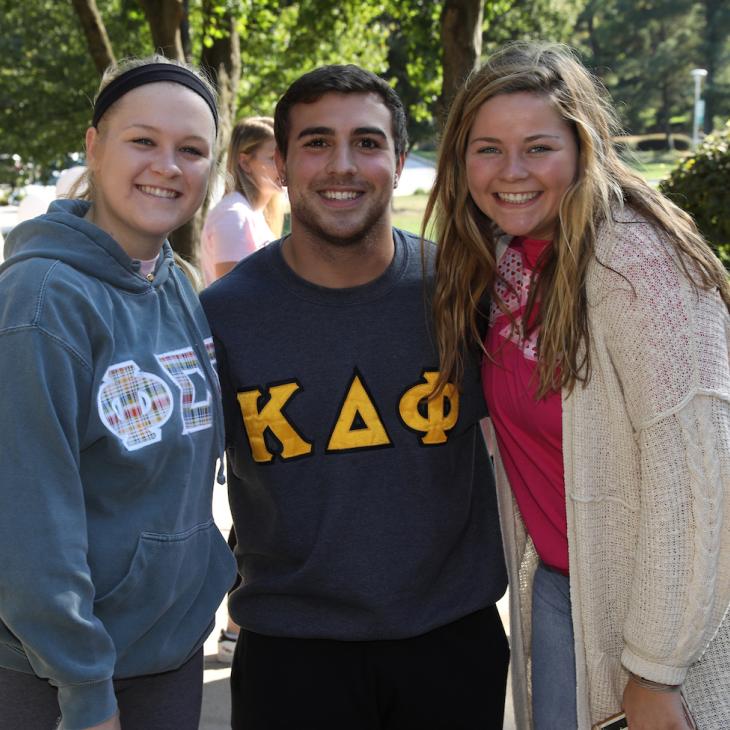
[623,150,683,186]
[391,194,430,234]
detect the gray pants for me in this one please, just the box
[0,649,203,730]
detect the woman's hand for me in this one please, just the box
[623,676,692,730]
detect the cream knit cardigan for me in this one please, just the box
[489,207,730,729]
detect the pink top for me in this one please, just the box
[137,255,159,278]
[481,236,568,573]
[200,192,274,286]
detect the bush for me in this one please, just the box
[660,122,730,267]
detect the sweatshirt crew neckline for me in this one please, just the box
[265,229,411,307]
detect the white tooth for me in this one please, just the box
[139,185,177,198]
[322,191,358,200]
[498,192,538,203]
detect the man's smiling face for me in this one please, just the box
[276,91,403,248]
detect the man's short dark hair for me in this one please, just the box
[274,65,409,159]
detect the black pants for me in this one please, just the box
[231,605,509,730]
[0,649,203,730]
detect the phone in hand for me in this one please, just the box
[592,712,628,730]
[592,695,696,730]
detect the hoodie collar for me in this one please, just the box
[2,198,174,292]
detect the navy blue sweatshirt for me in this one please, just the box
[201,229,506,640]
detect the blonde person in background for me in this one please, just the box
[426,41,730,730]
[200,116,284,664]
[200,116,284,286]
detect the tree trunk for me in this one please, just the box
[660,81,674,150]
[438,0,483,125]
[138,0,185,60]
[201,13,241,149]
[180,0,192,61]
[701,0,725,133]
[138,0,190,260]
[169,4,242,264]
[582,1,602,63]
[70,0,115,74]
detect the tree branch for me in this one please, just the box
[439,0,483,124]
[137,0,185,60]
[70,0,115,74]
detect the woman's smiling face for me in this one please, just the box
[465,91,578,241]
[85,81,216,258]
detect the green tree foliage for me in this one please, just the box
[0,0,150,173]
[3,0,729,177]
[660,121,730,265]
[575,0,730,137]
[231,0,391,120]
[1,1,98,173]
[385,0,584,145]
[482,0,582,52]
[0,0,396,173]
[578,0,697,136]
[385,0,444,142]
[699,0,730,133]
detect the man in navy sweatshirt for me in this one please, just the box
[201,65,508,730]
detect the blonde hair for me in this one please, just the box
[427,41,730,397]
[69,54,217,202]
[225,116,284,236]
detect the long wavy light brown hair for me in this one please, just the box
[225,116,284,237]
[426,41,730,397]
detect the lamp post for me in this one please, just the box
[691,68,708,150]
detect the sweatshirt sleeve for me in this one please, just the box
[599,224,730,685]
[0,325,118,729]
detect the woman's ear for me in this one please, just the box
[238,151,252,173]
[85,127,99,170]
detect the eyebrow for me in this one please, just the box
[124,123,211,144]
[470,133,562,143]
[297,125,388,140]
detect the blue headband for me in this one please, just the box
[92,63,218,132]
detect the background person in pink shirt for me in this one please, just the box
[200,116,286,664]
[200,116,284,286]
[425,41,730,730]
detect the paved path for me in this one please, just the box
[394,153,436,197]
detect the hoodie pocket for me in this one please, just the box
[94,519,236,675]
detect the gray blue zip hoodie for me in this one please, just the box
[0,199,236,729]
